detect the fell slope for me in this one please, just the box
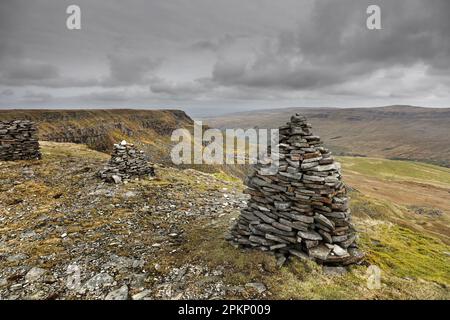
[205,106,450,167]
[0,142,448,299]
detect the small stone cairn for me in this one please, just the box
[98,140,155,183]
[0,120,41,161]
[228,114,364,265]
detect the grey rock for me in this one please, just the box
[0,278,8,288]
[323,266,348,276]
[245,282,266,294]
[332,244,349,257]
[7,253,29,262]
[303,174,324,182]
[132,289,152,300]
[314,214,335,230]
[276,255,287,268]
[288,249,310,260]
[25,267,47,283]
[105,285,128,300]
[84,273,114,291]
[301,162,318,169]
[308,245,332,260]
[274,201,291,210]
[112,175,122,184]
[297,230,322,241]
[124,191,137,198]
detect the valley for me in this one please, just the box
[205,105,450,167]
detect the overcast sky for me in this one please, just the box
[0,0,449,116]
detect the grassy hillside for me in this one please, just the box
[339,157,450,244]
[205,106,450,167]
[0,141,448,299]
[339,157,450,187]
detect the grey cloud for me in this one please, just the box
[1,89,14,96]
[212,54,344,90]
[0,0,449,112]
[212,0,450,95]
[0,69,100,88]
[190,40,219,52]
[189,34,247,52]
[82,90,131,102]
[0,48,100,87]
[2,60,59,82]
[103,54,161,87]
[150,77,214,99]
[22,91,53,102]
[0,53,160,88]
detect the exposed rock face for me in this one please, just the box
[0,120,41,161]
[98,140,155,183]
[228,114,364,265]
[42,123,136,152]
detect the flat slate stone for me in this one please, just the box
[288,249,310,260]
[297,230,322,241]
[308,244,332,260]
[314,214,335,230]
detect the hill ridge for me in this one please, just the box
[205,106,450,167]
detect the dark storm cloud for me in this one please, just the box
[0,0,449,111]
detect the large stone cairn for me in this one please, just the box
[228,114,363,265]
[0,120,41,161]
[98,140,155,183]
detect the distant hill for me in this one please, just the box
[0,109,194,163]
[205,106,450,167]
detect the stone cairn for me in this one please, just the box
[228,114,363,265]
[0,120,41,161]
[98,140,155,183]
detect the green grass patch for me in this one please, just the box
[181,220,277,286]
[267,261,368,299]
[350,191,396,220]
[338,156,450,186]
[359,223,450,286]
[212,171,242,184]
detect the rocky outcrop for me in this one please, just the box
[0,120,41,161]
[98,140,155,183]
[42,125,122,153]
[228,114,364,265]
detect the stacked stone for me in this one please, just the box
[0,120,41,161]
[98,140,155,183]
[229,114,363,265]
